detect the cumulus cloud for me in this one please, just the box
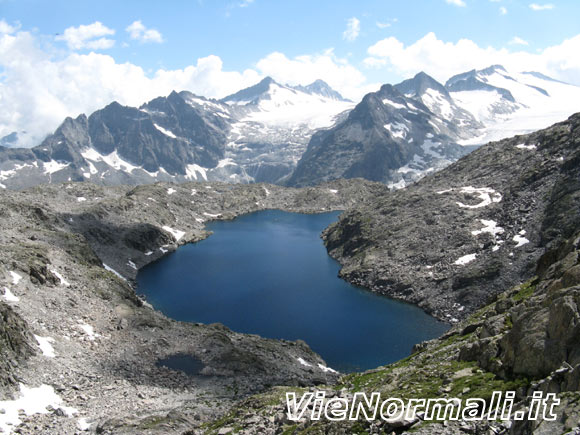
[55,22,115,50]
[364,32,580,86]
[343,17,360,42]
[0,20,19,34]
[529,3,554,11]
[445,0,466,7]
[125,20,163,43]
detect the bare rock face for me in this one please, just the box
[498,235,580,380]
[0,301,34,393]
[287,82,475,188]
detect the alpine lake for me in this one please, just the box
[138,210,449,373]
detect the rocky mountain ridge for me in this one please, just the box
[2,66,579,191]
[287,66,580,187]
[0,78,353,189]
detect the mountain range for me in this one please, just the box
[1,65,579,190]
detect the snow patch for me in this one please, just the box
[471,219,504,237]
[34,335,55,358]
[42,160,70,175]
[77,418,92,431]
[382,99,406,110]
[317,363,338,374]
[388,179,407,190]
[127,260,137,270]
[144,251,153,256]
[455,186,502,209]
[422,88,453,119]
[81,148,139,173]
[162,226,185,242]
[2,287,19,302]
[384,122,409,139]
[217,158,237,169]
[153,123,177,139]
[513,234,530,247]
[77,197,86,202]
[185,164,208,181]
[297,357,312,367]
[78,323,99,340]
[455,254,477,265]
[50,269,70,287]
[0,384,77,434]
[9,271,22,285]
[515,143,537,150]
[203,212,220,218]
[103,264,126,281]
[167,187,176,195]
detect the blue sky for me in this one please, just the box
[2,0,579,81]
[1,0,580,144]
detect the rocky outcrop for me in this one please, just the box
[0,301,34,392]
[322,113,580,321]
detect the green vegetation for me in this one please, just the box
[512,278,537,302]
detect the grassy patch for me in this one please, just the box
[512,278,537,302]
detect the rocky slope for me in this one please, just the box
[321,113,580,322]
[287,79,477,188]
[0,178,383,434]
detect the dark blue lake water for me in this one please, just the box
[137,210,448,373]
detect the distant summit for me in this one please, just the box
[221,77,349,104]
[292,79,350,102]
[394,71,450,99]
[221,77,277,104]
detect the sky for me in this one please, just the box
[1,0,580,146]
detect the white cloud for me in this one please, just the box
[239,0,255,7]
[125,20,163,43]
[529,3,554,11]
[55,22,115,50]
[376,21,391,29]
[509,36,529,46]
[446,0,466,6]
[500,6,508,15]
[364,32,580,87]
[343,17,360,42]
[0,20,19,35]
[0,29,259,146]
